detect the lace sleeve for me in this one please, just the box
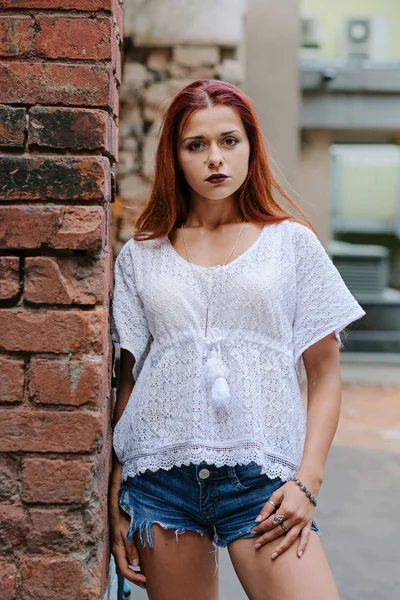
[110,242,152,378]
[291,223,366,363]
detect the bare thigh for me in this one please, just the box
[135,525,219,600]
[228,531,340,600]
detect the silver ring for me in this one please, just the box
[280,522,289,533]
[272,514,285,525]
[267,499,277,508]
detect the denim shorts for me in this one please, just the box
[118,461,320,550]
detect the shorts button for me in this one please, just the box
[199,468,211,479]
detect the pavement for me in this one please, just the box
[128,356,400,599]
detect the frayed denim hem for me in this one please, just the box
[118,484,219,573]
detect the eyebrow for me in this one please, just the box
[182,130,241,142]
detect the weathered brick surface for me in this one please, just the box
[0,0,117,8]
[0,205,105,251]
[26,508,86,553]
[22,458,92,503]
[0,558,17,600]
[28,107,113,153]
[0,257,20,300]
[28,356,106,407]
[21,557,82,600]
[0,16,31,57]
[0,308,106,353]
[34,16,112,60]
[0,456,19,501]
[0,3,118,597]
[0,409,102,453]
[0,505,26,552]
[0,156,110,202]
[0,355,24,403]
[25,254,106,305]
[0,62,112,107]
[0,107,26,147]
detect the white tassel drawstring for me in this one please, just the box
[203,342,231,410]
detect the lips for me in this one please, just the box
[206,174,229,183]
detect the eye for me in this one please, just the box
[223,137,239,147]
[187,141,205,152]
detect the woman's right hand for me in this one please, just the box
[110,507,147,590]
[109,455,147,590]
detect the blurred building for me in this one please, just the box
[114,0,246,252]
[115,0,400,350]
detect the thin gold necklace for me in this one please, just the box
[180,219,246,338]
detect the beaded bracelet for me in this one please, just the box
[289,476,318,507]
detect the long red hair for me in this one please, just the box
[134,79,312,241]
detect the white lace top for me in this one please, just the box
[111,220,366,482]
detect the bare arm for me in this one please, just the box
[295,331,342,497]
[110,347,135,496]
[110,348,147,588]
[236,331,343,557]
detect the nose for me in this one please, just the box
[207,142,223,167]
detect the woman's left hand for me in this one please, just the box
[250,480,316,560]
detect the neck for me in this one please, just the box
[184,195,243,230]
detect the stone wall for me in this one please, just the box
[115,0,246,249]
[0,2,121,598]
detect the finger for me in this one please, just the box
[254,516,302,548]
[254,488,284,523]
[270,525,303,560]
[297,521,312,558]
[123,532,140,567]
[112,542,147,588]
[252,501,294,534]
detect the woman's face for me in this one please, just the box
[178,105,250,203]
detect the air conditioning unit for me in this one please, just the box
[329,241,389,298]
[301,17,322,49]
[343,17,388,61]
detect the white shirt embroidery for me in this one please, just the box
[111,220,366,481]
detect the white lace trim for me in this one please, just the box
[121,442,299,483]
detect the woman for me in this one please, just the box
[110,79,365,600]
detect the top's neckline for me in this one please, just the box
[164,224,268,270]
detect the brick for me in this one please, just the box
[0,456,19,501]
[0,356,24,403]
[25,255,106,305]
[22,458,92,503]
[0,309,106,353]
[21,557,82,600]
[26,508,86,553]
[28,107,113,152]
[0,107,26,147]
[0,156,110,202]
[112,23,122,85]
[34,16,112,60]
[0,16,32,57]
[0,0,115,10]
[0,505,26,552]
[0,409,102,453]
[0,558,17,600]
[0,205,105,251]
[82,539,109,600]
[173,45,220,68]
[28,356,106,407]
[0,62,112,107]
[0,257,20,299]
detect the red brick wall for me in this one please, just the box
[0,2,121,598]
